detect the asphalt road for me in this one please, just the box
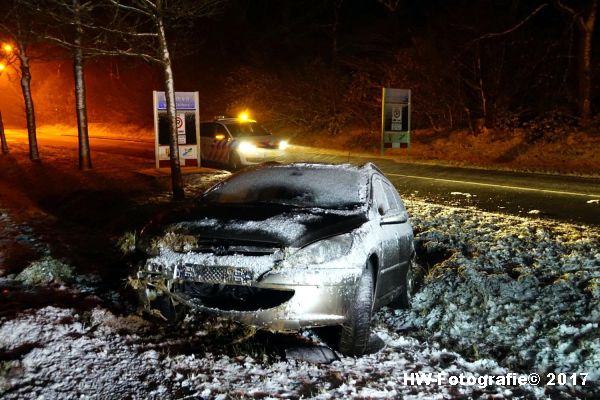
[6,129,600,225]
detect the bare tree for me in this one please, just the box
[21,0,95,169]
[82,0,223,200]
[0,3,41,161]
[554,0,597,126]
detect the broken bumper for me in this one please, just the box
[138,266,362,331]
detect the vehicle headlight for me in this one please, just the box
[287,233,353,266]
[279,140,289,150]
[238,142,256,154]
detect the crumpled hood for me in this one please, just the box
[141,203,369,249]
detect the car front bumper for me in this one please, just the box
[137,260,363,331]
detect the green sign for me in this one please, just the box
[381,88,411,155]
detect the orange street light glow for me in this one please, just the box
[0,63,6,71]
[2,44,13,53]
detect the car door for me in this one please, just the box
[371,176,402,305]
[380,179,413,295]
[201,122,231,164]
[200,122,215,162]
[212,123,232,164]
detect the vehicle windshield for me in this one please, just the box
[226,122,271,137]
[204,165,368,209]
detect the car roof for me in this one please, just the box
[244,162,383,180]
[201,117,258,124]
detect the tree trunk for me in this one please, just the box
[73,0,92,170]
[0,111,8,154]
[579,27,593,126]
[157,14,184,200]
[18,49,39,161]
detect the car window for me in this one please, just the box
[381,181,399,212]
[372,178,389,214]
[215,124,229,137]
[200,122,214,138]
[225,122,271,137]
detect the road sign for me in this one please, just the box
[153,91,200,168]
[381,88,411,155]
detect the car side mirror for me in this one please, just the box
[378,205,386,216]
[380,211,408,225]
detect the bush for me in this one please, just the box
[522,111,578,142]
[16,257,74,285]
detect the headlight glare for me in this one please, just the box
[238,142,256,154]
[279,140,289,150]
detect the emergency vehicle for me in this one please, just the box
[200,114,288,170]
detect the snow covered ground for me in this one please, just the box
[392,200,600,385]
[1,197,598,398]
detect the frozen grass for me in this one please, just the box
[383,200,600,381]
[15,257,74,285]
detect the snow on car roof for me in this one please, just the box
[204,163,371,209]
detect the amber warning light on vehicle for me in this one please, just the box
[238,111,250,121]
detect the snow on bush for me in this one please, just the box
[389,200,600,381]
[16,257,74,285]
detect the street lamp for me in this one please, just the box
[0,63,6,72]
[2,43,13,53]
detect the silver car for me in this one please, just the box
[134,163,415,355]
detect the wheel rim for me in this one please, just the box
[405,264,414,301]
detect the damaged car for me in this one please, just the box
[134,162,415,355]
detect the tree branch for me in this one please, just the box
[108,0,153,17]
[476,4,549,41]
[554,0,586,30]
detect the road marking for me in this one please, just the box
[385,173,599,198]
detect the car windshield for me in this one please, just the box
[204,164,368,209]
[226,122,271,137]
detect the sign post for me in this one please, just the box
[381,88,411,156]
[153,91,201,169]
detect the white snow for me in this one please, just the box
[450,191,474,197]
[0,306,545,399]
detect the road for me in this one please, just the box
[6,128,600,225]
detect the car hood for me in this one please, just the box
[142,203,368,249]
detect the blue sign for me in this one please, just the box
[156,92,197,110]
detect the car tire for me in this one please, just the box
[228,151,241,171]
[395,259,414,309]
[338,263,374,356]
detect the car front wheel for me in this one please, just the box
[338,263,374,355]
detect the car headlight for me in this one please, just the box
[238,142,256,154]
[279,140,289,150]
[287,233,353,266]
